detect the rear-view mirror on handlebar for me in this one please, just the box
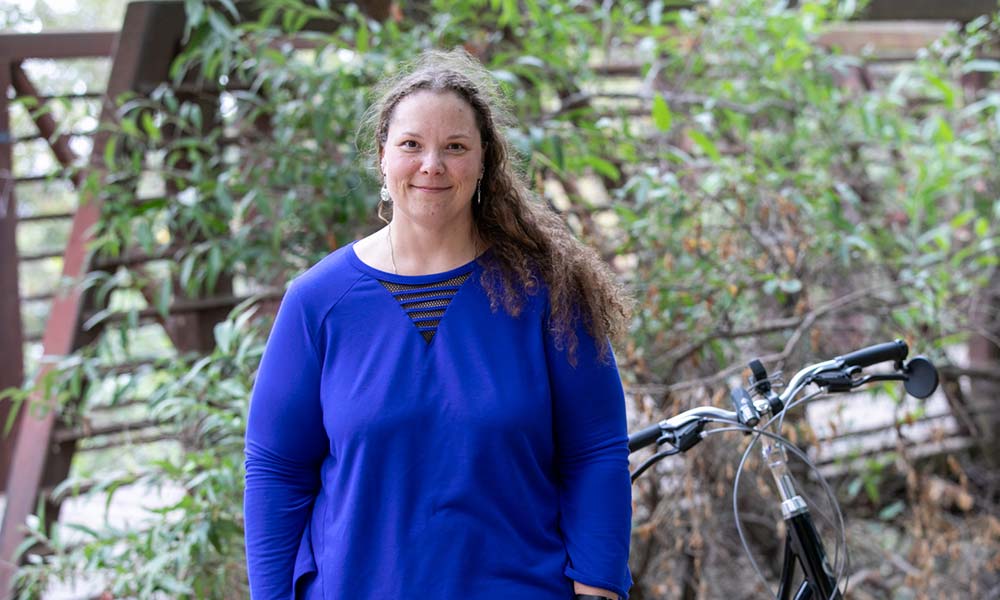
[903,356,939,399]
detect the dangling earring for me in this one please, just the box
[476,179,482,206]
[378,183,391,224]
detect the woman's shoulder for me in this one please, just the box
[285,244,363,312]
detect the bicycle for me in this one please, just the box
[627,339,940,600]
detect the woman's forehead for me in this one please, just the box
[387,90,480,137]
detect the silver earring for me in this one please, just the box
[380,184,390,203]
[476,179,482,206]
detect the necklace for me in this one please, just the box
[387,224,399,274]
[386,224,478,275]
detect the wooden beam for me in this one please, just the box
[0,61,27,497]
[0,32,116,61]
[818,20,956,59]
[9,63,82,187]
[860,0,998,22]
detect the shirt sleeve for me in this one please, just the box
[545,314,633,599]
[244,281,329,599]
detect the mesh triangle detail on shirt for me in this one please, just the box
[379,272,470,342]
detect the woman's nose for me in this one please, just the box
[420,151,445,174]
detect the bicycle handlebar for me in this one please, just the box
[628,339,935,455]
[628,423,664,453]
[836,339,908,369]
[628,406,737,452]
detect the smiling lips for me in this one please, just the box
[411,185,452,193]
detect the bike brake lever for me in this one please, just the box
[850,373,907,388]
[657,419,707,453]
[812,370,855,392]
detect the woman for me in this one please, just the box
[244,49,633,600]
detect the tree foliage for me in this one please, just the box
[10,0,1000,597]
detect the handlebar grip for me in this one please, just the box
[838,339,908,368]
[628,423,663,453]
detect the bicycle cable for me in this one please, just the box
[777,387,854,591]
[704,416,848,600]
[747,387,850,599]
[631,446,681,483]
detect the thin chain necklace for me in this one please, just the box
[386,223,478,275]
[388,224,399,274]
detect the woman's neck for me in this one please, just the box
[386,218,480,275]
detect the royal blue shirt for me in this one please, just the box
[244,243,632,599]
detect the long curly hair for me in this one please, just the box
[358,49,630,363]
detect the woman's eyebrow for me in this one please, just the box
[395,131,474,139]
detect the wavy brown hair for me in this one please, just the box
[358,49,630,363]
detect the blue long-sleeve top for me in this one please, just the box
[244,242,632,599]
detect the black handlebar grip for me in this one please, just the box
[838,339,909,368]
[628,423,663,453]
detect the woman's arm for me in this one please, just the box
[245,282,328,598]
[545,313,633,600]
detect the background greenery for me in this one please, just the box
[8,0,1000,597]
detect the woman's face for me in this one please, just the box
[381,90,484,230]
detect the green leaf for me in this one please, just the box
[1,388,26,436]
[975,217,989,238]
[156,278,173,319]
[924,73,957,108]
[120,116,140,138]
[688,129,721,162]
[498,0,520,27]
[214,321,233,354]
[584,156,621,181]
[356,16,369,53]
[846,477,863,500]
[778,278,802,294]
[103,135,118,169]
[184,0,205,25]
[950,210,976,229]
[141,111,161,143]
[962,59,1000,73]
[864,478,880,504]
[180,253,198,296]
[216,0,239,20]
[878,499,906,521]
[652,93,672,132]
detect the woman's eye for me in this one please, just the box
[447,143,466,151]
[400,140,418,149]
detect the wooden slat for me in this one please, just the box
[0,60,27,498]
[818,21,957,59]
[10,63,83,187]
[0,32,116,61]
[861,0,999,22]
[0,31,118,62]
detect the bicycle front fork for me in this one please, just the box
[763,438,842,600]
[777,507,842,600]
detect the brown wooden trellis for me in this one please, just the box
[0,0,998,597]
[0,2,388,595]
[0,5,194,594]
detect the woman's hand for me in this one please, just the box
[573,580,618,599]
